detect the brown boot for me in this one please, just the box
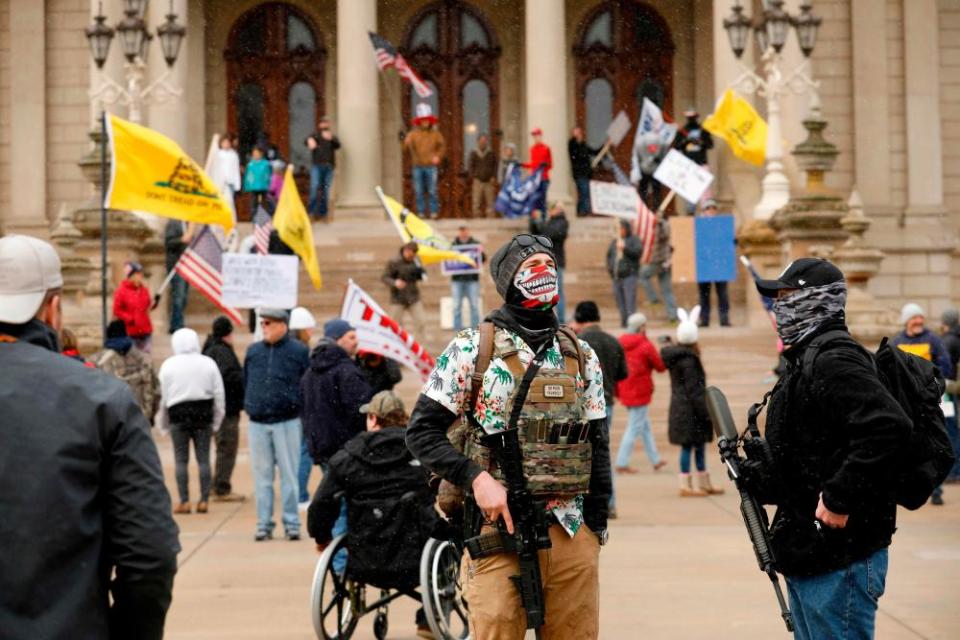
[196,501,209,514]
[173,502,191,515]
[697,472,725,495]
[679,473,707,497]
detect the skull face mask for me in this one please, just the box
[512,263,559,310]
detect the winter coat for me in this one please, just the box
[243,333,310,424]
[528,213,569,268]
[648,218,672,268]
[890,328,954,380]
[661,344,712,446]
[203,338,245,416]
[91,342,159,420]
[468,147,497,182]
[579,325,628,406]
[403,127,446,166]
[242,157,272,192]
[522,142,553,181]
[451,235,485,282]
[309,133,341,167]
[760,323,912,577]
[568,138,598,179]
[357,355,403,394]
[112,279,153,338]
[617,333,666,407]
[0,320,179,639]
[630,129,668,181]
[164,220,188,272]
[943,325,960,377]
[606,234,642,280]
[676,120,714,166]
[157,329,225,433]
[382,253,425,306]
[300,339,373,463]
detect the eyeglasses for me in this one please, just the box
[260,319,274,326]
[513,234,553,249]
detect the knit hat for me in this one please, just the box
[489,234,556,300]
[626,312,648,333]
[942,308,959,329]
[324,318,354,340]
[106,319,127,339]
[574,301,600,323]
[123,261,143,279]
[900,302,925,325]
[212,316,233,339]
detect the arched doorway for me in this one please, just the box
[225,3,326,219]
[573,1,674,174]
[401,1,500,218]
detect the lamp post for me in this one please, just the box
[723,0,821,220]
[85,0,186,124]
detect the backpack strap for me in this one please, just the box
[556,324,587,380]
[469,321,496,414]
[800,329,865,381]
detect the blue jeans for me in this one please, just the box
[786,548,888,640]
[574,176,591,215]
[679,443,705,474]
[412,165,439,216]
[616,405,661,468]
[612,275,638,328]
[639,263,678,321]
[320,463,349,574]
[555,267,566,323]
[249,418,302,535]
[309,164,335,218]
[451,279,480,330]
[298,439,313,503]
[168,273,189,333]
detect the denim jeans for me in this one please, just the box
[249,418,302,535]
[412,165,439,216]
[168,273,189,333]
[787,548,888,640]
[612,275,638,328]
[170,424,212,504]
[320,462,349,574]
[451,279,480,330]
[298,439,314,503]
[639,263,678,321]
[574,176,591,215]
[616,405,661,468]
[555,267,567,323]
[309,164,335,218]
[679,443,705,473]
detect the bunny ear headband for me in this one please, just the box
[677,307,688,323]
[689,305,701,325]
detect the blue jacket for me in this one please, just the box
[890,328,954,380]
[243,334,310,423]
[243,158,272,192]
[300,339,373,463]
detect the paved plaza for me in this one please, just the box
[157,324,960,639]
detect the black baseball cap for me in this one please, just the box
[755,258,845,298]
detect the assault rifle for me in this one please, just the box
[705,386,794,633]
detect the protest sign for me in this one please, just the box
[607,110,632,146]
[589,180,640,220]
[670,214,737,284]
[441,243,483,277]
[653,149,714,204]
[222,253,299,309]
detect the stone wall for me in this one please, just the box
[812,0,854,193]
[941,0,960,298]
[0,2,9,232]
[886,0,908,210]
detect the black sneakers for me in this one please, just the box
[255,530,273,542]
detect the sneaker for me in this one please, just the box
[286,531,301,541]
[196,501,208,514]
[298,500,311,512]
[212,492,246,503]
[173,502,191,515]
[653,461,667,471]
[931,494,945,506]
[255,530,273,542]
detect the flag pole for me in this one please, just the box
[100,111,108,337]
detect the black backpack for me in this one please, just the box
[803,331,955,510]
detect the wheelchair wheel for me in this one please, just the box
[373,609,388,640]
[311,534,360,640]
[420,537,471,640]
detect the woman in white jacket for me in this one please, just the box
[157,328,225,514]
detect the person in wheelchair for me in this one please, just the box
[307,390,439,639]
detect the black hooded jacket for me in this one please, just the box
[203,338,244,416]
[759,323,912,577]
[300,339,373,463]
[661,345,713,446]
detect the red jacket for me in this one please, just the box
[112,279,153,338]
[616,333,666,407]
[523,143,553,181]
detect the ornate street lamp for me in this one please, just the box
[156,11,187,68]
[764,0,792,54]
[723,2,751,59]
[115,7,147,63]
[84,5,114,70]
[794,2,822,58]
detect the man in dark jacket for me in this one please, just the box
[941,309,960,482]
[244,308,310,541]
[469,134,497,217]
[203,316,246,502]
[529,203,569,321]
[568,126,599,217]
[306,116,341,221]
[451,225,486,330]
[675,109,714,214]
[752,258,912,639]
[382,241,426,339]
[356,351,403,394]
[163,219,193,333]
[0,235,179,639]
[606,220,643,328]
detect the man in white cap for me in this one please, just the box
[403,103,446,219]
[0,235,180,639]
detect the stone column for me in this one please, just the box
[7,0,47,235]
[524,0,570,206]
[336,0,380,209]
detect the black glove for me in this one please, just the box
[583,494,608,533]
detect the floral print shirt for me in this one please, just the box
[422,327,607,536]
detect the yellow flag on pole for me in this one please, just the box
[703,89,768,167]
[273,165,322,290]
[104,114,235,231]
[374,187,476,266]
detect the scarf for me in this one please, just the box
[486,304,558,353]
[774,280,847,347]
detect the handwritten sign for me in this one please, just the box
[222,253,299,309]
[653,149,714,204]
[606,110,632,146]
[589,180,640,220]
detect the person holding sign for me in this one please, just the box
[696,200,731,327]
[675,109,714,214]
[451,225,485,331]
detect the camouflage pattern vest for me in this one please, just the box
[461,323,593,499]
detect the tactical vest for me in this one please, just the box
[461,323,593,499]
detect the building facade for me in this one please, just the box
[0,0,957,314]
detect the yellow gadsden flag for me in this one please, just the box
[703,89,768,167]
[104,115,234,231]
[273,165,322,290]
[375,187,476,267]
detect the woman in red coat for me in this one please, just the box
[112,262,153,353]
[614,312,667,473]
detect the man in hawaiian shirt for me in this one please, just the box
[407,233,611,639]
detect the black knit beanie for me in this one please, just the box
[489,235,556,300]
[212,316,233,339]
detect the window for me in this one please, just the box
[288,82,316,169]
[583,10,612,48]
[462,79,490,165]
[235,83,265,162]
[585,78,613,148]
[461,12,489,49]
[233,11,267,57]
[287,13,316,52]
[410,12,438,50]
[636,78,665,111]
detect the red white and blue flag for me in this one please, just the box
[174,225,244,325]
[368,31,433,98]
[252,205,272,256]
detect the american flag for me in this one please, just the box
[637,198,658,264]
[368,32,433,98]
[252,205,273,256]
[174,225,244,325]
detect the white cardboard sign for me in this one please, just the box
[222,253,299,309]
[653,149,715,204]
[606,110,632,146]
[589,180,640,220]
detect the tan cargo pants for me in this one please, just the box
[462,523,600,639]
